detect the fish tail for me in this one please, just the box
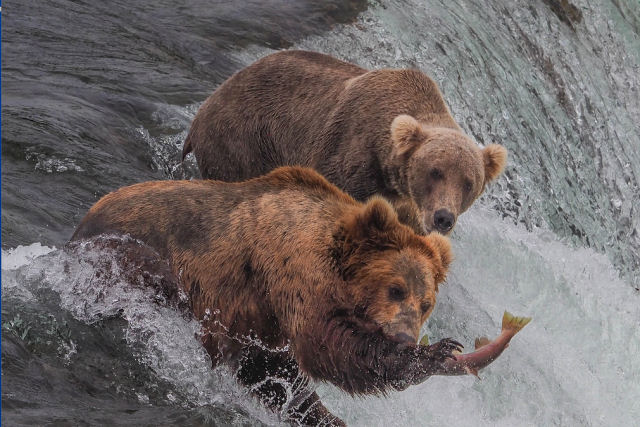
[502,311,531,333]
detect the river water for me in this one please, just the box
[2,0,639,425]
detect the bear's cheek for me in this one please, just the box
[406,177,435,231]
[460,189,480,213]
[421,297,437,323]
[367,301,401,327]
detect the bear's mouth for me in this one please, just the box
[382,323,418,346]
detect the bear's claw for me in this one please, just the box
[428,338,464,362]
[404,338,465,385]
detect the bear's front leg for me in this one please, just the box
[388,338,465,390]
[296,318,463,395]
[237,345,345,426]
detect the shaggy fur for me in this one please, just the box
[72,167,461,425]
[183,50,507,234]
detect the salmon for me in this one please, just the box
[430,311,531,377]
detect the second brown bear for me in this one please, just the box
[71,167,462,426]
[183,50,507,235]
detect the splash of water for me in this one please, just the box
[2,240,280,425]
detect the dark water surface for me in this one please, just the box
[2,0,367,247]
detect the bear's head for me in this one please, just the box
[332,197,452,345]
[389,114,507,235]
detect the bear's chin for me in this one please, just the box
[380,327,419,348]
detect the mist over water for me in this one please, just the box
[2,0,639,425]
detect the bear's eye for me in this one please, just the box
[420,301,431,313]
[430,168,443,180]
[463,180,473,193]
[388,286,406,302]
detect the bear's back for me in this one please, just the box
[256,50,367,79]
[184,51,460,203]
[71,167,356,251]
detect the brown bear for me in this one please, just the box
[71,167,462,426]
[182,50,507,235]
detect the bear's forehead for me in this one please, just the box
[391,251,434,296]
[426,139,479,159]
[417,136,484,179]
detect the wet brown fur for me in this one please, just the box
[183,50,507,234]
[71,167,458,424]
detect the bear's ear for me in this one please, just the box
[424,233,452,285]
[331,198,398,278]
[390,115,427,152]
[482,144,507,183]
[353,197,396,238]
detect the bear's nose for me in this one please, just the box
[434,209,455,233]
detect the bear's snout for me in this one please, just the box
[383,318,420,346]
[433,209,455,233]
[392,332,417,346]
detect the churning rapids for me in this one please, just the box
[2,0,639,425]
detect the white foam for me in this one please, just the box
[1,243,56,271]
[135,102,201,179]
[2,241,280,425]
